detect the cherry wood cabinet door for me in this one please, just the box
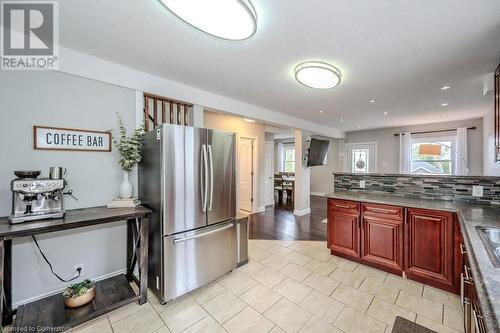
[328,210,360,260]
[405,208,454,292]
[361,214,403,275]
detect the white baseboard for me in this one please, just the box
[294,208,311,216]
[12,268,126,309]
[310,192,327,197]
[255,206,266,213]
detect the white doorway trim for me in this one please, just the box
[237,135,259,213]
[264,142,275,207]
[344,142,378,173]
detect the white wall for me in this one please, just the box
[0,71,136,306]
[310,138,339,195]
[203,111,268,211]
[483,104,500,175]
[344,118,484,175]
[293,130,311,216]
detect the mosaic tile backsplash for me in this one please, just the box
[333,173,500,205]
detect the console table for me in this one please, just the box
[0,206,151,332]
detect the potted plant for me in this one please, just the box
[63,279,96,308]
[113,113,145,199]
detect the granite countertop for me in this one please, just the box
[326,190,500,333]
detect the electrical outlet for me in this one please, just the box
[360,180,366,189]
[74,263,84,277]
[472,186,483,197]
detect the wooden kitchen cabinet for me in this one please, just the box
[327,199,360,260]
[360,203,404,275]
[405,208,455,292]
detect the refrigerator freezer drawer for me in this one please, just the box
[161,221,237,303]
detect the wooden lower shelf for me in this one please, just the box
[14,274,138,332]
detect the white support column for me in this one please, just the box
[192,104,204,127]
[293,129,311,216]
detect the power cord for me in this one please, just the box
[32,235,82,283]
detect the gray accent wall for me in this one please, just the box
[344,118,484,175]
[0,71,136,306]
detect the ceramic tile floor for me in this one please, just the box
[69,240,464,333]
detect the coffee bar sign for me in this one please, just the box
[34,126,112,152]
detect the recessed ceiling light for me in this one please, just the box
[340,118,344,122]
[243,118,256,122]
[158,0,257,41]
[319,110,324,114]
[358,126,361,129]
[370,99,376,103]
[441,103,449,107]
[294,61,342,89]
[441,85,451,90]
[383,111,388,115]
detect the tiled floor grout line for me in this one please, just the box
[76,241,463,333]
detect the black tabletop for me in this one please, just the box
[0,206,151,239]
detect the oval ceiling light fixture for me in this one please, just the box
[158,0,257,41]
[294,61,342,89]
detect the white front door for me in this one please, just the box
[345,142,377,173]
[239,138,254,212]
[264,142,274,206]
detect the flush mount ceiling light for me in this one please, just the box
[294,61,342,89]
[158,0,257,41]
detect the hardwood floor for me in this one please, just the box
[248,195,327,241]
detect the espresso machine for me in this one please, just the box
[9,169,74,224]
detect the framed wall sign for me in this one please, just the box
[34,126,112,152]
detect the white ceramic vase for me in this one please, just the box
[119,171,133,199]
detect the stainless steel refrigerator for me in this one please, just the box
[139,124,237,303]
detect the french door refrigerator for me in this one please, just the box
[139,124,237,303]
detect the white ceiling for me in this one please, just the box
[59,0,500,132]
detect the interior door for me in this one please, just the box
[162,125,206,235]
[264,142,274,206]
[207,129,236,225]
[239,137,253,212]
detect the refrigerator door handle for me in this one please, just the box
[172,222,234,243]
[208,144,214,211]
[201,144,208,212]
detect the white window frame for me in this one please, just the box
[283,144,295,173]
[409,135,457,175]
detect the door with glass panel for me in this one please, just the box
[345,143,377,173]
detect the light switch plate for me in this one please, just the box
[472,185,483,197]
[360,180,366,189]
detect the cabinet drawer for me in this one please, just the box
[362,203,402,221]
[329,199,359,214]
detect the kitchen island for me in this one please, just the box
[325,190,500,333]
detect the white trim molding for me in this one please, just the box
[12,269,126,309]
[310,191,327,197]
[294,208,311,216]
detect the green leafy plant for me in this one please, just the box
[113,113,145,172]
[63,279,95,298]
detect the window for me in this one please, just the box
[351,148,369,173]
[410,139,455,175]
[284,146,295,172]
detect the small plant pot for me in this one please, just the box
[64,286,96,308]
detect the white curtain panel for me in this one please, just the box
[277,143,284,172]
[399,132,411,173]
[456,127,468,175]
